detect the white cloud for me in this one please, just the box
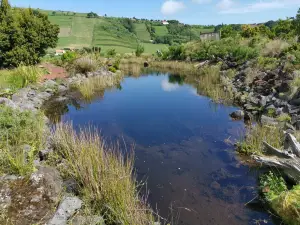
[192,0,212,4]
[217,0,235,10]
[161,79,179,92]
[161,0,186,15]
[218,0,300,14]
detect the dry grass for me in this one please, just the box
[237,125,284,155]
[151,61,198,75]
[51,123,155,225]
[78,73,124,100]
[120,63,143,77]
[271,185,300,225]
[71,56,100,74]
[262,39,290,57]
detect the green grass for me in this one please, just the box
[153,25,168,36]
[51,123,155,225]
[0,105,46,176]
[143,43,168,54]
[135,23,151,42]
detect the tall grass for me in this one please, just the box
[151,61,198,75]
[0,105,46,175]
[51,123,155,225]
[0,65,44,92]
[262,39,290,57]
[78,73,124,100]
[71,56,100,74]
[237,125,284,155]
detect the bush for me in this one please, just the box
[135,44,145,57]
[257,56,279,70]
[230,45,259,63]
[106,49,117,58]
[61,51,77,64]
[7,65,44,89]
[166,45,185,60]
[108,66,117,73]
[0,105,45,175]
[72,56,98,74]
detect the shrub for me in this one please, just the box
[230,45,259,63]
[109,66,117,73]
[257,56,279,70]
[166,45,185,60]
[7,65,44,89]
[277,113,292,122]
[135,44,145,57]
[72,56,98,74]
[0,105,46,175]
[262,39,290,57]
[51,123,155,224]
[61,51,77,64]
[106,49,117,58]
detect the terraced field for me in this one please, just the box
[153,25,168,36]
[135,23,151,42]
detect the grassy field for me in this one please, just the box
[135,23,151,42]
[153,25,169,36]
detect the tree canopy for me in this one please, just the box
[0,0,59,68]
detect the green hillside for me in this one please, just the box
[135,23,151,42]
[44,10,216,54]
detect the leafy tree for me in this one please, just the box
[241,25,259,38]
[293,8,300,40]
[121,18,135,34]
[135,44,144,57]
[0,1,59,67]
[87,11,98,18]
[52,11,56,16]
[220,25,235,38]
[272,19,294,38]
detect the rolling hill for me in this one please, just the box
[43,10,214,54]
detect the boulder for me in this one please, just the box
[261,115,278,126]
[144,61,149,68]
[47,197,82,225]
[230,110,245,120]
[70,215,105,225]
[0,166,63,225]
[0,97,18,109]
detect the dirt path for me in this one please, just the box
[40,63,68,80]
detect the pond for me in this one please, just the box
[45,72,278,225]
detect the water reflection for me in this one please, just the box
[43,73,277,225]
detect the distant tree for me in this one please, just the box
[104,14,107,17]
[73,12,76,16]
[121,18,135,33]
[273,19,294,38]
[0,1,59,67]
[264,20,277,29]
[293,8,300,40]
[87,11,98,18]
[241,25,259,38]
[52,11,56,16]
[220,25,235,38]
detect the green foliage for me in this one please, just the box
[273,19,295,39]
[277,113,292,123]
[257,56,279,70]
[86,11,98,18]
[0,65,44,91]
[220,25,238,38]
[135,44,145,57]
[166,45,185,60]
[108,66,117,73]
[260,172,287,202]
[293,8,300,40]
[61,51,77,63]
[0,105,45,175]
[231,45,259,63]
[121,18,135,34]
[0,3,59,67]
[106,49,117,58]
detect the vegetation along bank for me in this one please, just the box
[1,0,300,223]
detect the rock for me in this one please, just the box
[258,96,267,107]
[0,167,63,225]
[12,88,30,103]
[58,85,68,93]
[195,60,209,68]
[39,148,53,161]
[276,107,284,116]
[294,120,300,130]
[0,97,18,109]
[276,81,291,93]
[230,110,244,120]
[261,115,278,126]
[63,178,80,195]
[144,61,149,68]
[210,181,221,190]
[43,80,57,89]
[244,112,253,122]
[70,215,105,225]
[47,197,82,225]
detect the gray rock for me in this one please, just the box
[48,197,82,225]
[0,97,18,109]
[44,80,58,88]
[58,85,68,93]
[230,110,244,119]
[70,215,105,225]
[276,107,284,116]
[12,88,30,103]
[63,178,80,195]
[261,115,278,126]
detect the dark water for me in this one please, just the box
[46,73,277,225]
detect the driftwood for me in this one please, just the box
[253,133,300,182]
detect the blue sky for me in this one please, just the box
[10,0,299,25]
